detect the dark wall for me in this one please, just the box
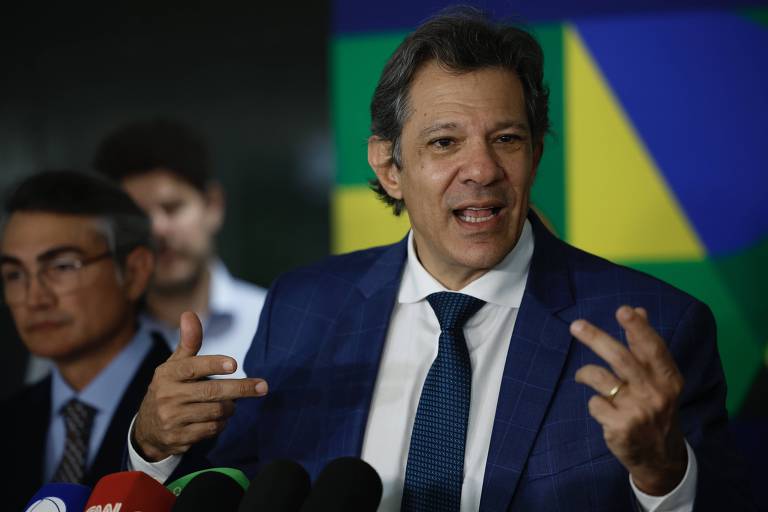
[0,1,331,289]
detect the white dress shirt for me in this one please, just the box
[140,261,267,379]
[131,221,696,511]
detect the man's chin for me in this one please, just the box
[151,271,204,296]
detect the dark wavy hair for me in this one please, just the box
[3,170,153,267]
[369,7,550,215]
[93,118,212,194]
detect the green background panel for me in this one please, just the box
[712,237,768,349]
[742,7,768,26]
[332,33,406,186]
[530,23,566,239]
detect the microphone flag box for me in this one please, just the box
[23,482,91,512]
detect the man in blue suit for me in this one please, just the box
[129,10,751,511]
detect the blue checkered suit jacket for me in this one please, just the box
[207,211,751,511]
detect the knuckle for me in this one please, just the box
[176,363,196,381]
[201,381,221,402]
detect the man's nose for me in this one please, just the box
[460,140,504,185]
[25,274,56,308]
[150,211,171,239]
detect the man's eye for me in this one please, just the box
[162,201,183,216]
[49,261,79,274]
[1,269,24,283]
[430,138,454,149]
[496,134,522,143]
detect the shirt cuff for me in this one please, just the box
[631,440,697,512]
[126,415,182,483]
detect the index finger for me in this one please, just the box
[163,354,239,382]
[570,319,645,383]
[168,311,203,361]
[186,377,269,403]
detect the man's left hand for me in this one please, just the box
[573,305,687,496]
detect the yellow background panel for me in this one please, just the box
[332,186,411,254]
[565,26,705,261]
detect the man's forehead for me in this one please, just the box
[1,211,107,256]
[404,62,527,127]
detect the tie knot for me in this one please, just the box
[426,292,485,332]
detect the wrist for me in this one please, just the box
[131,423,171,462]
[630,444,688,496]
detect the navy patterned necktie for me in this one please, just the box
[51,399,97,484]
[402,292,486,512]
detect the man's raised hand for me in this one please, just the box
[133,311,268,461]
[573,306,687,496]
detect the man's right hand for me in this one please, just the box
[133,311,269,462]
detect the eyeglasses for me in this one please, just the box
[1,251,113,305]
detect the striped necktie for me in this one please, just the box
[402,292,486,511]
[51,398,97,483]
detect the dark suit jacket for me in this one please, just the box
[1,333,169,510]
[202,212,752,511]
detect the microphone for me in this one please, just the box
[166,467,249,496]
[299,457,382,511]
[237,459,311,511]
[171,470,245,511]
[84,471,176,511]
[23,482,91,512]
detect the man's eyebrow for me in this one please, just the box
[419,122,458,138]
[36,246,86,262]
[0,255,21,266]
[418,120,531,138]
[493,120,530,133]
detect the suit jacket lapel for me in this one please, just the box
[323,239,408,460]
[16,378,51,503]
[85,334,170,485]
[479,212,575,511]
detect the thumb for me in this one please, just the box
[168,311,203,360]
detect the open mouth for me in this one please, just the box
[454,206,502,224]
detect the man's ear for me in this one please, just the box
[368,136,403,200]
[203,181,225,234]
[122,246,154,301]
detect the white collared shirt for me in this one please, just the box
[361,221,533,511]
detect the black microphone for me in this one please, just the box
[299,457,382,511]
[237,459,311,512]
[171,470,245,511]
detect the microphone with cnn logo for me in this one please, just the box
[84,471,176,512]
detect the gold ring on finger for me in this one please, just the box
[606,382,625,402]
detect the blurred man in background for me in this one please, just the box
[0,171,167,509]
[93,118,266,378]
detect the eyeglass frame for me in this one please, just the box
[0,250,115,305]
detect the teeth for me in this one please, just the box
[458,211,497,223]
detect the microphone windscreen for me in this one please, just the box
[299,457,382,512]
[166,467,249,496]
[84,471,176,511]
[23,482,91,512]
[238,459,311,512]
[171,470,244,511]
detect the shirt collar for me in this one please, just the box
[398,219,534,308]
[208,259,237,318]
[50,324,153,416]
